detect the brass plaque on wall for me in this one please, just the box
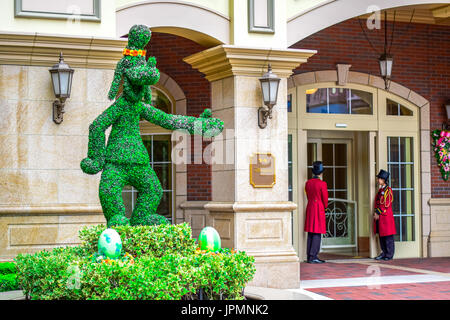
[250,153,276,188]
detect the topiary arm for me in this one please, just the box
[80,102,122,174]
[141,103,224,138]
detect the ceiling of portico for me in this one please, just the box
[287,1,450,46]
[358,4,450,26]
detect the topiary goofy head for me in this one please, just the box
[80,24,223,227]
[108,24,158,104]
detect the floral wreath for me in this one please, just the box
[431,129,450,181]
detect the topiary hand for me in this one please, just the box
[198,109,224,138]
[80,157,104,175]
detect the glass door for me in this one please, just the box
[377,130,420,258]
[307,139,357,248]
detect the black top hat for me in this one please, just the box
[312,161,324,175]
[377,169,390,182]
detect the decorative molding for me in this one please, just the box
[15,0,101,22]
[248,0,275,34]
[0,205,103,215]
[204,201,297,213]
[428,198,450,206]
[0,32,127,69]
[183,45,316,81]
[336,64,351,86]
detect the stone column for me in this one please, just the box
[184,46,315,289]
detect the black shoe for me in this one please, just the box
[307,258,324,264]
[374,254,385,260]
[317,259,326,263]
[382,257,393,261]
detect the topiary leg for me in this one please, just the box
[128,163,167,226]
[99,162,130,227]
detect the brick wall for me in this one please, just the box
[290,18,450,198]
[146,32,212,201]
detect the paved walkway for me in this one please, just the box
[2,257,449,300]
[290,257,450,300]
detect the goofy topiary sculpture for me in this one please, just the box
[80,25,223,227]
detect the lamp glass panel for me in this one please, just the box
[59,71,70,96]
[67,71,73,96]
[446,104,450,120]
[386,60,393,78]
[261,80,270,104]
[51,72,60,96]
[379,60,387,77]
[269,79,279,104]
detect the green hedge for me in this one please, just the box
[0,273,18,292]
[0,262,16,275]
[15,223,255,300]
[78,223,197,258]
[0,262,19,292]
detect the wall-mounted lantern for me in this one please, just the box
[49,52,74,124]
[258,64,280,129]
[444,101,450,130]
[379,53,393,90]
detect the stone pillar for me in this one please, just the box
[184,46,315,289]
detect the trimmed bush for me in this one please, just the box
[0,262,16,275]
[78,223,197,258]
[15,224,255,300]
[0,262,19,292]
[0,273,18,292]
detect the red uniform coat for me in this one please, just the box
[373,185,396,237]
[304,177,328,234]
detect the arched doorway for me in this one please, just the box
[116,0,229,47]
[288,71,429,259]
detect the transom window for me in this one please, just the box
[306,88,373,115]
[386,98,413,116]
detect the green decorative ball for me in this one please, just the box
[198,227,221,252]
[98,228,122,259]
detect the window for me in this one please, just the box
[287,94,292,112]
[386,99,413,116]
[388,137,415,241]
[122,88,174,223]
[306,88,372,114]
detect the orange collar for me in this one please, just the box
[122,48,147,57]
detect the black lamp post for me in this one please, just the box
[49,52,74,124]
[258,64,280,129]
[379,11,393,90]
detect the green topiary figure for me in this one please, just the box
[80,25,223,227]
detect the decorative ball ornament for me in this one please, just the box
[198,227,221,252]
[98,228,123,259]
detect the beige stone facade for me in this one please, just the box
[0,42,122,257]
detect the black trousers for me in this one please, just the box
[379,235,395,259]
[376,220,395,259]
[307,232,322,261]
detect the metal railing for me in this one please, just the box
[322,198,358,249]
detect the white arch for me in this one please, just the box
[116,0,230,47]
[287,0,450,47]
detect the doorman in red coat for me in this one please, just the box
[304,161,328,264]
[373,169,396,260]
